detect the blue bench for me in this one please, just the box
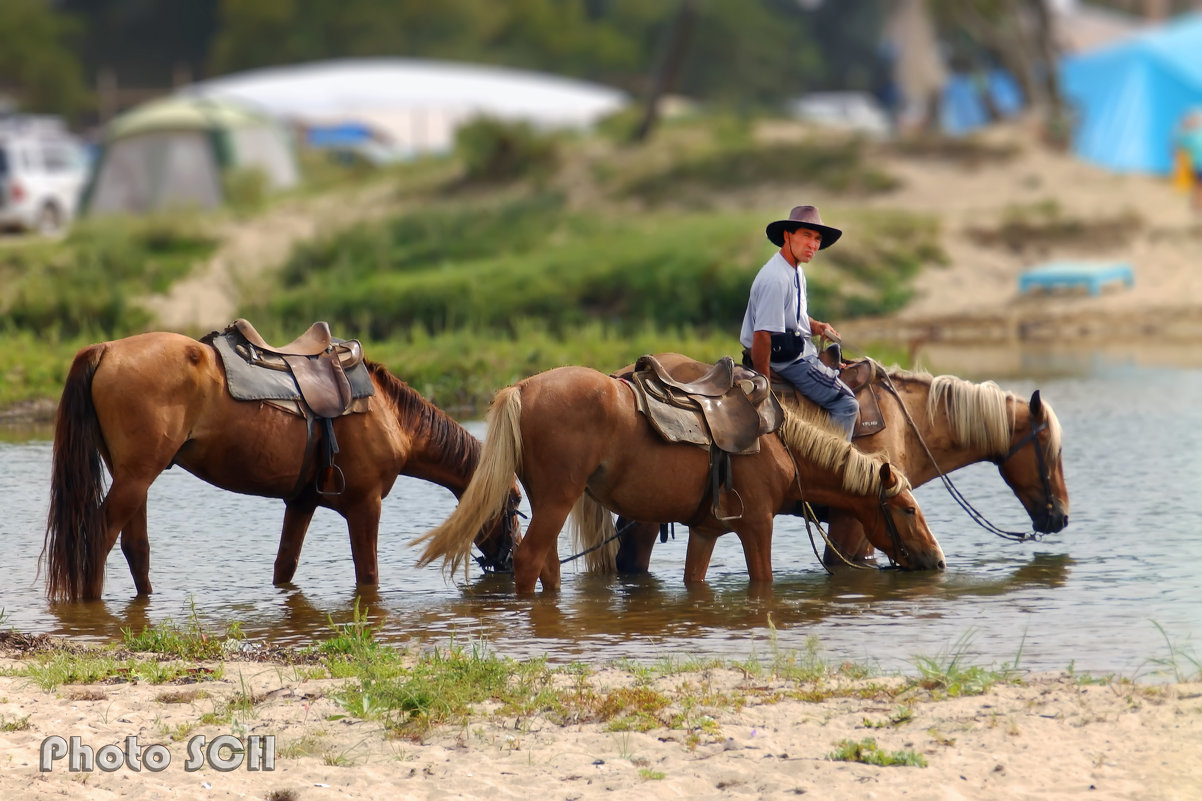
[1018,261,1134,296]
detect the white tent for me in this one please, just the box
[181,58,629,158]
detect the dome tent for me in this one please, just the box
[1061,12,1202,174]
[82,95,299,215]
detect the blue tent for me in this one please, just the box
[1061,12,1202,174]
[940,69,1025,136]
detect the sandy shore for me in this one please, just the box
[2,637,1200,801]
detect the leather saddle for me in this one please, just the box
[628,354,783,456]
[745,342,886,440]
[204,320,377,498]
[207,318,374,419]
[622,354,785,523]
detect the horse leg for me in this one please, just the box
[683,530,719,584]
[733,513,775,584]
[344,497,382,585]
[614,518,660,574]
[537,550,562,592]
[118,501,153,596]
[274,494,319,585]
[514,498,575,594]
[822,510,877,569]
[93,476,156,599]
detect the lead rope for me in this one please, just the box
[778,432,876,573]
[559,515,640,566]
[875,366,1041,543]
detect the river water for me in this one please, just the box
[2,350,1200,678]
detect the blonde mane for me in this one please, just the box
[776,403,888,496]
[918,371,1062,463]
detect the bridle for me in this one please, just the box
[878,366,1053,544]
[783,432,914,573]
[473,492,522,574]
[875,477,912,567]
[995,416,1055,533]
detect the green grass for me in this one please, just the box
[1144,621,1202,683]
[618,136,900,203]
[9,651,225,691]
[0,213,218,339]
[0,713,31,731]
[121,602,245,661]
[909,632,1025,698]
[827,737,928,767]
[0,112,941,421]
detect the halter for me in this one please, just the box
[879,366,1052,543]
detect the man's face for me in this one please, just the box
[784,227,822,263]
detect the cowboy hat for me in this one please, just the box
[765,205,842,249]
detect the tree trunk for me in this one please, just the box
[633,0,697,143]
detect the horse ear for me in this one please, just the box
[1029,390,1043,420]
[879,462,894,487]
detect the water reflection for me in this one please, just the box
[45,597,153,642]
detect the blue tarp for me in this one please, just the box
[305,122,374,148]
[1061,12,1202,174]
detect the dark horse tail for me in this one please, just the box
[41,344,109,602]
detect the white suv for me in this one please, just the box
[0,115,89,236]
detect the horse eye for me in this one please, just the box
[905,507,916,516]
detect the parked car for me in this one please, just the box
[0,115,89,236]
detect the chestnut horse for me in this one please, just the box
[413,365,945,594]
[611,354,1068,574]
[41,332,519,602]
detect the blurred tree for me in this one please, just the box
[58,0,219,85]
[930,0,1068,143]
[16,0,900,128]
[208,0,848,111]
[207,0,644,79]
[0,0,90,117]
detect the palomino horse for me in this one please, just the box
[41,332,519,602]
[413,365,945,593]
[611,354,1068,574]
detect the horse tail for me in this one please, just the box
[569,494,618,574]
[41,344,109,602]
[414,385,524,576]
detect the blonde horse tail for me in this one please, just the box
[41,343,109,602]
[413,385,523,576]
[569,493,618,575]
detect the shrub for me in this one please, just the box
[454,116,559,184]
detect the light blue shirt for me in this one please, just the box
[739,252,816,364]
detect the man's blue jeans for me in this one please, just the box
[774,355,859,439]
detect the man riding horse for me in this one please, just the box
[741,205,859,439]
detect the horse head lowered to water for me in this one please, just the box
[41,329,520,602]
[610,353,1068,574]
[412,363,944,594]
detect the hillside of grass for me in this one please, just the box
[0,115,946,419]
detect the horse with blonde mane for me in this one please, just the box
[610,354,1068,575]
[413,365,945,593]
[41,331,520,602]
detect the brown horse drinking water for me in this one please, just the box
[413,365,945,594]
[41,332,519,602]
[610,354,1069,575]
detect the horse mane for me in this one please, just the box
[880,364,1062,463]
[776,405,886,496]
[365,360,481,474]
